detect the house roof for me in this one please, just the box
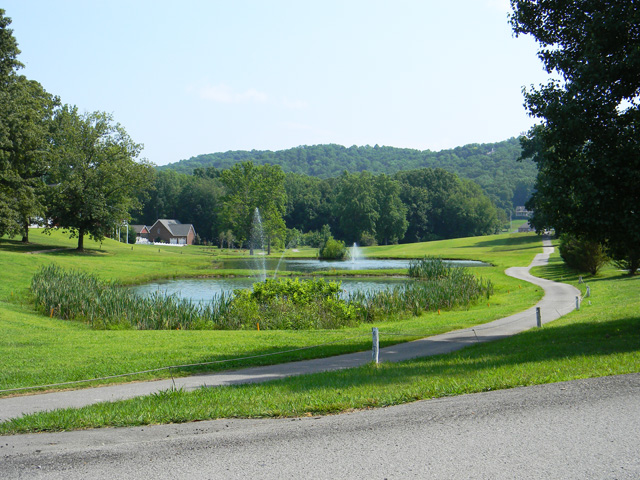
[130,225,149,234]
[153,219,195,237]
[169,223,195,237]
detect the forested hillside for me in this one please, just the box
[158,138,536,212]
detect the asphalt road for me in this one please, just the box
[2,374,639,479]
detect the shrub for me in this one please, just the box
[610,245,640,276]
[559,233,609,275]
[359,231,378,247]
[319,238,347,259]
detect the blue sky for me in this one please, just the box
[4,0,548,166]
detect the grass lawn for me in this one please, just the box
[1,251,637,434]
[0,229,543,395]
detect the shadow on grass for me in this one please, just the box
[0,239,58,253]
[47,248,109,257]
[470,234,543,251]
[534,259,636,285]
[272,316,640,393]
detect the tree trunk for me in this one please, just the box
[21,218,29,243]
[77,227,85,251]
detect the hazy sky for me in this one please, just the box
[3,1,548,166]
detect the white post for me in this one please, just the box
[372,327,379,364]
[576,296,580,311]
[536,307,541,328]
[125,223,129,244]
[585,285,590,298]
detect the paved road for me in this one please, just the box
[0,237,580,421]
[2,374,639,479]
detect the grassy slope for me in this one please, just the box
[1,251,637,434]
[1,230,543,395]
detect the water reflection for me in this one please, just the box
[220,257,487,272]
[131,276,409,303]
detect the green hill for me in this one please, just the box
[158,138,536,211]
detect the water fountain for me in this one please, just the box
[249,208,267,281]
[349,242,364,264]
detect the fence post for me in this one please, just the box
[586,285,590,298]
[576,296,580,311]
[536,307,541,328]
[372,327,379,364]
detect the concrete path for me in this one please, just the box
[0,237,580,422]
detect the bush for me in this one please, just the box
[559,234,609,275]
[359,231,378,247]
[609,244,640,276]
[319,238,347,259]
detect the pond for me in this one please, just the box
[130,258,491,303]
[130,276,410,303]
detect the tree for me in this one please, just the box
[511,0,640,274]
[373,174,407,245]
[177,175,223,242]
[0,10,58,241]
[220,162,286,254]
[46,106,154,250]
[333,171,379,244]
[0,9,21,81]
[0,76,58,241]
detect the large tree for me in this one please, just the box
[220,161,286,253]
[373,174,407,245]
[333,171,379,244]
[0,10,57,241]
[46,105,154,250]
[510,0,640,273]
[0,76,58,241]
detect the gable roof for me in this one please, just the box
[169,223,195,236]
[130,225,149,234]
[152,219,195,237]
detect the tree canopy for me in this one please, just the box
[219,162,287,252]
[46,106,154,250]
[0,10,58,241]
[511,0,640,273]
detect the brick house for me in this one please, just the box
[130,225,151,243]
[148,219,196,245]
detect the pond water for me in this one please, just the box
[219,257,488,272]
[130,276,410,303]
[130,258,490,303]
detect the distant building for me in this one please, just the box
[518,221,535,233]
[130,225,151,243]
[147,219,196,245]
[514,206,533,218]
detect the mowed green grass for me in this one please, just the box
[1,253,637,434]
[1,230,543,395]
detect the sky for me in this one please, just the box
[3,0,549,166]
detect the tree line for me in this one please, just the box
[133,162,503,248]
[158,138,537,217]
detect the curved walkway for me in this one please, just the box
[0,238,580,422]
